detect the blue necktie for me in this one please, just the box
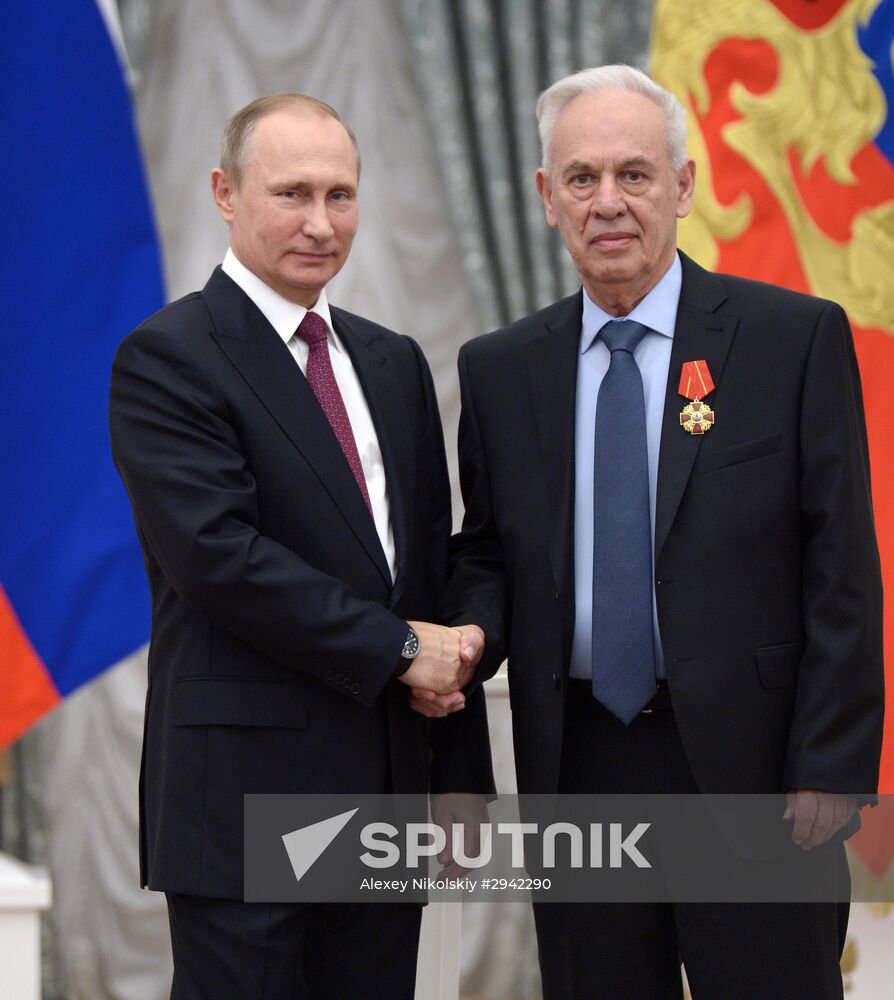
[591,319,656,724]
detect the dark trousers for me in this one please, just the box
[166,893,422,1000]
[533,689,848,1000]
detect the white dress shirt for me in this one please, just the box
[222,249,396,580]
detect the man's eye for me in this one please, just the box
[624,172,644,182]
[572,174,592,186]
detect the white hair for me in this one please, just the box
[536,64,689,173]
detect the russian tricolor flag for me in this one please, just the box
[1,0,163,747]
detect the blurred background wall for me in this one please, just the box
[2,1,892,997]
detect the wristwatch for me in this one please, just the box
[394,625,419,677]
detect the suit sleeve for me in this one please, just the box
[784,301,884,796]
[109,325,407,707]
[404,338,497,794]
[429,688,496,794]
[405,336,452,615]
[440,343,509,689]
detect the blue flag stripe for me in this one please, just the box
[1,0,163,696]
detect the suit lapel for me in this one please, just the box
[526,293,582,595]
[332,307,415,602]
[202,269,392,588]
[654,255,737,561]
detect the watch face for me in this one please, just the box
[403,628,420,658]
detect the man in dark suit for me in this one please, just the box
[109,93,492,1000]
[432,65,884,998]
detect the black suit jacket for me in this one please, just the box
[110,268,493,899]
[444,253,883,799]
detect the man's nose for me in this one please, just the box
[302,199,335,240]
[591,178,626,219]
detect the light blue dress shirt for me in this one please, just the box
[569,253,682,681]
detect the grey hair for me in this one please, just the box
[220,93,361,186]
[536,65,688,173]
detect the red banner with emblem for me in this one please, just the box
[651,0,894,897]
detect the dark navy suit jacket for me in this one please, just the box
[444,252,883,801]
[110,267,493,899]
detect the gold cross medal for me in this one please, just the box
[678,360,715,435]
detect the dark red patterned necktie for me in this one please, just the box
[295,312,373,515]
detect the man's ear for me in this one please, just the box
[211,168,236,224]
[676,158,696,220]
[536,168,558,228]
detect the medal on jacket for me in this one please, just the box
[678,360,715,435]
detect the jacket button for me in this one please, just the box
[350,682,361,695]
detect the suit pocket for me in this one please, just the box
[173,677,307,728]
[755,642,804,689]
[697,433,782,475]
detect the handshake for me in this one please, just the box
[397,621,485,718]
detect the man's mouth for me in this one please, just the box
[590,232,636,247]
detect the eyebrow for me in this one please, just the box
[561,155,655,179]
[562,160,596,179]
[617,156,653,171]
[272,179,357,195]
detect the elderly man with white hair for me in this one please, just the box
[434,64,883,998]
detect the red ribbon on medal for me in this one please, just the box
[678,360,715,435]
[678,360,715,401]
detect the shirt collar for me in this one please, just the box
[580,252,682,354]
[221,248,339,350]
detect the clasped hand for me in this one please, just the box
[397,622,485,717]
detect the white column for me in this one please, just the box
[0,852,52,1000]
[415,901,463,1000]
